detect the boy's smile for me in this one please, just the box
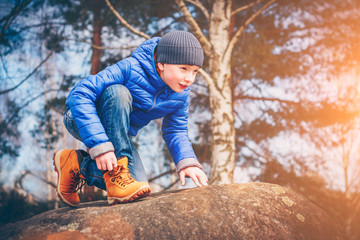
[157,63,200,93]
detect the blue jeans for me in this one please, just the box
[64,84,148,190]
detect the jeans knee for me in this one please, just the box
[101,84,132,111]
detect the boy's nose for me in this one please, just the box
[184,78,193,84]
[184,75,195,84]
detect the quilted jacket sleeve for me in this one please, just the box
[161,95,200,169]
[66,60,130,153]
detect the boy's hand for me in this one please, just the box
[179,166,208,187]
[95,151,118,171]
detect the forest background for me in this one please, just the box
[0,0,359,239]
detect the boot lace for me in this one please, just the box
[69,169,85,194]
[109,166,135,187]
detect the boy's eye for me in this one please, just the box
[181,67,187,70]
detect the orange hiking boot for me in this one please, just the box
[53,149,85,207]
[104,157,151,205]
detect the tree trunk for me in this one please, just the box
[90,0,102,75]
[208,0,236,184]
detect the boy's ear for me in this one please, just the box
[157,62,165,71]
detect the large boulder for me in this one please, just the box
[0,182,343,240]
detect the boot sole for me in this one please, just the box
[108,185,151,205]
[53,150,79,207]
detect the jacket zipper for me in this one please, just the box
[148,88,166,112]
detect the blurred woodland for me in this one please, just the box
[0,0,360,239]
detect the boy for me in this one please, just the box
[53,31,208,206]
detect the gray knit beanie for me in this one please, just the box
[156,31,204,68]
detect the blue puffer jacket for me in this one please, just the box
[65,37,199,167]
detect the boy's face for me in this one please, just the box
[157,63,200,93]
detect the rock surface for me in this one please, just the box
[0,182,343,240]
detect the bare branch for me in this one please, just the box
[235,95,299,105]
[198,68,214,88]
[15,170,56,190]
[224,0,276,62]
[198,68,226,99]
[0,51,54,95]
[243,143,267,163]
[184,0,210,21]
[0,0,33,41]
[103,0,150,40]
[0,51,10,79]
[175,0,212,56]
[231,0,262,16]
[152,18,179,36]
[64,37,138,50]
[15,22,66,33]
[4,88,61,127]
[148,169,176,183]
[243,0,276,29]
